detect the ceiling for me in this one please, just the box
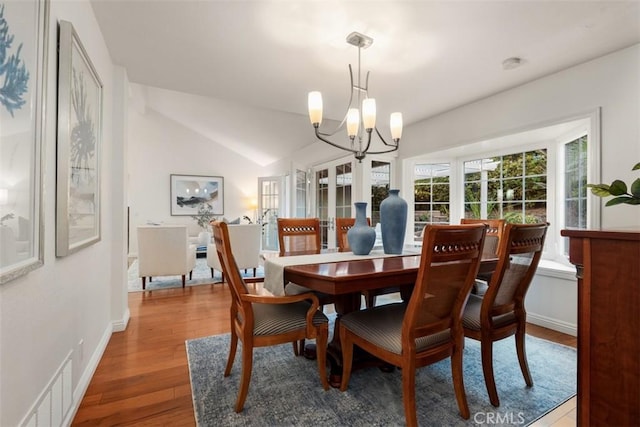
[91,0,640,163]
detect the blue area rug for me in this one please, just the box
[128,258,264,292]
[186,329,576,426]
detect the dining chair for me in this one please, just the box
[277,217,334,356]
[461,218,506,294]
[462,222,548,407]
[339,224,488,426]
[211,221,329,412]
[336,217,403,309]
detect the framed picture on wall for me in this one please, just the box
[170,174,224,216]
[0,0,49,284]
[56,20,103,257]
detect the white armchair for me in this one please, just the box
[207,224,261,282]
[137,225,197,290]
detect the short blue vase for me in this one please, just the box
[380,189,407,254]
[347,202,376,255]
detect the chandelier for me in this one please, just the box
[307,32,403,162]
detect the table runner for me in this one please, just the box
[263,248,420,295]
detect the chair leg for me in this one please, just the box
[339,328,354,391]
[516,323,533,387]
[235,341,254,413]
[401,359,418,427]
[292,341,299,357]
[182,275,186,288]
[189,271,193,280]
[315,325,330,390]
[451,340,470,419]
[481,337,500,407]
[141,277,146,290]
[210,267,215,278]
[224,331,238,377]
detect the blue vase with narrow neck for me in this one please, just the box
[380,189,407,254]
[347,202,376,255]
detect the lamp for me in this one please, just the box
[308,32,402,162]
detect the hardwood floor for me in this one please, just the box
[72,284,576,426]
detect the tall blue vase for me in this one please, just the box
[347,202,376,255]
[380,189,407,254]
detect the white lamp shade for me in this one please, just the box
[362,98,376,129]
[308,91,323,125]
[390,112,403,140]
[346,108,359,137]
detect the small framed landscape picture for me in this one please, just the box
[170,174,224,216]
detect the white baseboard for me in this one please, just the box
[528,312,577,337]
[112,308,131,332]
[64,323,113,426]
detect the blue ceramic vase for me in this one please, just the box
[380,189,407,254]
[347,202,376,255]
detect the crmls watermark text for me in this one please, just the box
[473,411,526,425]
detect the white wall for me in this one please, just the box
[0,1,127,426]
[127,101,271,255]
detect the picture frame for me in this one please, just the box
[0,0,49,284]
[56,20,103,257]
[170,174,224,216]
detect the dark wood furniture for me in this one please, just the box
[462,223,548,407]
[339,224,487,425]
[212,221,329,412]
[283,252,499,387]
[561,228,640,426]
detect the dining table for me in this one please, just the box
[263,248,499,387]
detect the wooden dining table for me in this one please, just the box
[277,252,499,387]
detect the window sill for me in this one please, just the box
[536,259,576,281]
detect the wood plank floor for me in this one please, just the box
[72,283,577,426]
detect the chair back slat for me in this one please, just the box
[404,224,487,341]
[485,223,548,314]
[277,218,322,256]
[461,218,505,257]
[212,221,252,326]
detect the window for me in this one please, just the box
[414,163,450,241]
[463,149,547,224]
[406,113,599,264]
[371,161,390,226]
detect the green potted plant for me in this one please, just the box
[191,203,216,245]
[587,162,640,206]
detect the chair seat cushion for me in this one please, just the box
[462,294,516,331]
[340,303,451,355]
[252,301,328,336]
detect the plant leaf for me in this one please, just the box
[605,196,632,206]
[608,180,628,196]
[631,178,640,198]
[632,162,640,171]
[588,184,612,197]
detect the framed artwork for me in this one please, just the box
[56,20,103,257]
[170,174,224,216]
[0,0,49,284]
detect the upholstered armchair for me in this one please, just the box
[137,225,197,289]
[206,224,261,282]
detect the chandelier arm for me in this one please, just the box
[374,127,400,148]
[314,127,358,155]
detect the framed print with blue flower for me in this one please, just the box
[56,20,103,257]
[0,0,49,283]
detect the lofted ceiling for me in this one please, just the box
[91,0,640,164]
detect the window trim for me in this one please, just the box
[402,109,601,266]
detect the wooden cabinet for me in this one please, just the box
[561,229,640,426]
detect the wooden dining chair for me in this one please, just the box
[339,224,488,426]
[462,222,548,407]
[277,217,334,356]
[461,218,505,294]
[212,221,329,412]
[336,217,403,309]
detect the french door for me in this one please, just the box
[258,176,286,251]
[312,159,354,249]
